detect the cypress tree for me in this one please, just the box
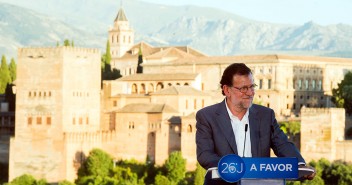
[8,58,16,82]
[0,55,11,93]
[105,40,112,71]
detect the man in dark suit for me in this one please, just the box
[196,63,315,184]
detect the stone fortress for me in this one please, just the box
[4,7,352,183]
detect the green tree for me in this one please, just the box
[194,163,206,185]
[164,151,186,184]
[332,71,352,115]
[6,174,49,185]
[8,58,16,82]
[105,40,111,67]
[75,148,114,185]
[279,121,300,136]
[154,174,171,185]
[111,166,144,185]
[58,180,75,185]
[0,55,11,93]
[64,39,70,46]
[324,160,352,185]
[6,174,36,185]
[101,41,121,82]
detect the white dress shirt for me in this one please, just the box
[225,100,252,157]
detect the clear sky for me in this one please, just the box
[140,0,352,25]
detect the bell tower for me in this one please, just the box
[108,7,134,58]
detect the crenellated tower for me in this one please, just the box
[108,7,134,58]
[9,47,102,182]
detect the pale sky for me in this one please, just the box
[140,0,352,25]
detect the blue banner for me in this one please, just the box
[218,155,298,183]
[242,158,298,179]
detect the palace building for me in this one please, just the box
[8,7,352,183]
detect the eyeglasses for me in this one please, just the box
[229,84,257,93]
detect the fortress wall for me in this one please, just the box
[300,107,345,162]
[181,116,197,171]
[64,130,117,181]
[9,134,66,183]
[336,141,352,163]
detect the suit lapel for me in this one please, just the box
[249,106,260,157]
[215,100,238,154]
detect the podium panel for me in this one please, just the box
[241,179,285,185]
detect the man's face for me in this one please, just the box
[224,73,255,111]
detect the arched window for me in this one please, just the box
[187,125,192,133]
[148,83,154,93]
[132,84,138,94]
[156,82,164,91]
[140,84,146,94]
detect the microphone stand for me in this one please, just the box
[243,124,248,157]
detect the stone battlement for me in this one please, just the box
[18,46,100,58]
[301,107,344,115]
[64,130,116,143]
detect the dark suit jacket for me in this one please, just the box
[196,99,305,171]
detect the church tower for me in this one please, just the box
[108,7,134,58]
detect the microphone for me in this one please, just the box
[243,124,248,157]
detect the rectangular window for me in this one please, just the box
[268,79,272,89]
[79,117,83,125]
[312,80,316,90]
[259,79,263,89]
[46,117,51,125]
[305,80,309,90]
[86,117,89,124]
[202,99,205,108]
[318,80,322,90]
[36,117,42,125]
[113,101,117,107]
[194,99,197,110]
[298,80,302,90]
[28,117,32,125]
[73,117,76,125]
[293,80,296,89]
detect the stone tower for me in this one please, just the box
[9,47,101,182]
[300,107,345,162]
[108,7,134,58]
